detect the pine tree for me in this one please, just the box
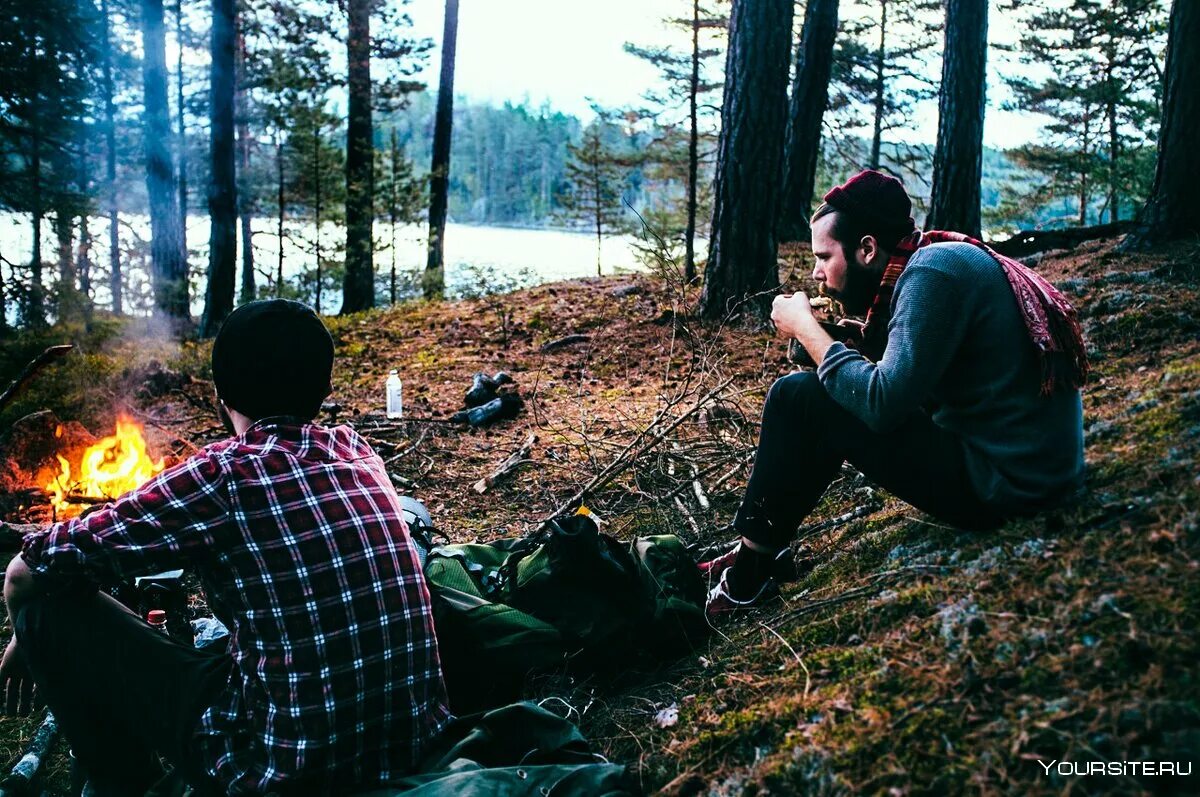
[779,0,840,242]
[201,0,237,337]
[1121,0,1200,251]
[424,0,460,300]
[0,0,95,327]
[829,0,939,175]
[560,120,631,277]
[624,0,727,280]
[698,0,794,322]
[926,0,988,237]
[1006,0,1165,226]
[140,0,189,319]
[341,0,374,313]
[381,127,422,304]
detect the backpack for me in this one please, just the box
[421,512,708,711]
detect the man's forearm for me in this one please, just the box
[3,555,37,619]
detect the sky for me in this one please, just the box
[400,0,1045,150]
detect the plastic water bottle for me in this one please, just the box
[386,370,403,419]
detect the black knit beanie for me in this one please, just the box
[211,299,334,421]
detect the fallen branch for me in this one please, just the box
[0,344,73,418]
[0,710,57,796]
[544,376,736,520]
[384,428,430,466]
[988,221,1132,259]
[473,432,537,494]
[539,334,591,353]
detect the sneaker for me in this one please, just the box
[705,567,779,622]
[698,543,798,586]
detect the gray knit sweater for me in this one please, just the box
[817,241,1084,508]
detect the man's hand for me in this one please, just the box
[771,292,820,340]
[0,636,39,716]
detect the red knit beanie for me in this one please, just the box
[822,169,916,240]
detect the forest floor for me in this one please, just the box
[0,237,1197,795]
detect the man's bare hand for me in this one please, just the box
[0,636,39,716]
[771,292,819,340]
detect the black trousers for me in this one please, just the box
[13,590,231,797]
[733,372,1006,550]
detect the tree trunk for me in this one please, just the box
[76,125,93,299]
[341,0,374,313]
[869,0,887,171]
[200,0,236,338]
[141,0,189,319]
[101,0,121,315]
[424,0,460,300]
[314,126,323,313]
[390,127,399,305]
[1106,75,1119,223]
[176,0,188,258]
[779,0,839,242]
[236,21,254,303]
[28,135,45,327]
[1121,0,1200,251]
[684,0,702,281]
[926,0,988,238]
[55,210,74,290]
[275,132,284,296]
[698,0,793,322]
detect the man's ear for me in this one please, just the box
[859,235,880,267]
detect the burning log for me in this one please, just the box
[0,710,58,797]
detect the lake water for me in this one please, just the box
[1,213,699,320]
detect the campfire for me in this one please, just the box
[44,416,164,517]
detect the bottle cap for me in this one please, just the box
[147,609,167,626]
[389,369,398,375]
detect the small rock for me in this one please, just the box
[610,284,645,298]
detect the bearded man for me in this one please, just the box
[704,169,1087,617]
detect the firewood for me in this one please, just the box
[472,432,537,494]
[0,344,74,419]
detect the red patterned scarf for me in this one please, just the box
[860,230,1088,395]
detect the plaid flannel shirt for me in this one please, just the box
[21,419,451,795]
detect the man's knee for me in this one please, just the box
[764,372,829,419]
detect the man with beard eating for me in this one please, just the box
[703,170,1087,618]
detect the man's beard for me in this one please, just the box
[830,259,885,316]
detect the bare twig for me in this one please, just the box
[473,432,537,494]
[0,345,73,417]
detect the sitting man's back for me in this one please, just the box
[3,299,450,796]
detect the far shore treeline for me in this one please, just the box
[0,0,1197,332]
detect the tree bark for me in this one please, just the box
[176,0,188,257]
[314,126,323,313]
[275,132,284,296]
[200,0,236,337]
[76,124,93,298]
[341,0,374,313]
[926,0,988,238]
[869,0,888,171]
[1121,0,1200,251]
[683,0,702,281]
[424,0,460,300]
[140,0,189,319]
[698,0,793,322]
[236,19,254,303]
[101,0,121,315]
[779,0,840,243]
[28,134,45,327]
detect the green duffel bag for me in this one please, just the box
[422,513,707,711]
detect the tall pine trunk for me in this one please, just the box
[425,0,460,300]
[390,127,399,305]
[698,0,793,321]
[926,0,988,238]
[236,21,254,303]
[28,135,46,327]
[314,127,323,313]
[176,0,188,257]
[869,0,888,171]
[341,0,374,313]
[1121,0,1200,251]
[683,0,702,281]
[141,0,189,319]
[275,131,284,296]
[779,0,840,243]
[201,0,236,337]
[102,0,122,314]
[76,125,93,299]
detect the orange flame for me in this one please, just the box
[45,416,165,516]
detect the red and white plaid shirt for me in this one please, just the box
[21,419,451,795]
